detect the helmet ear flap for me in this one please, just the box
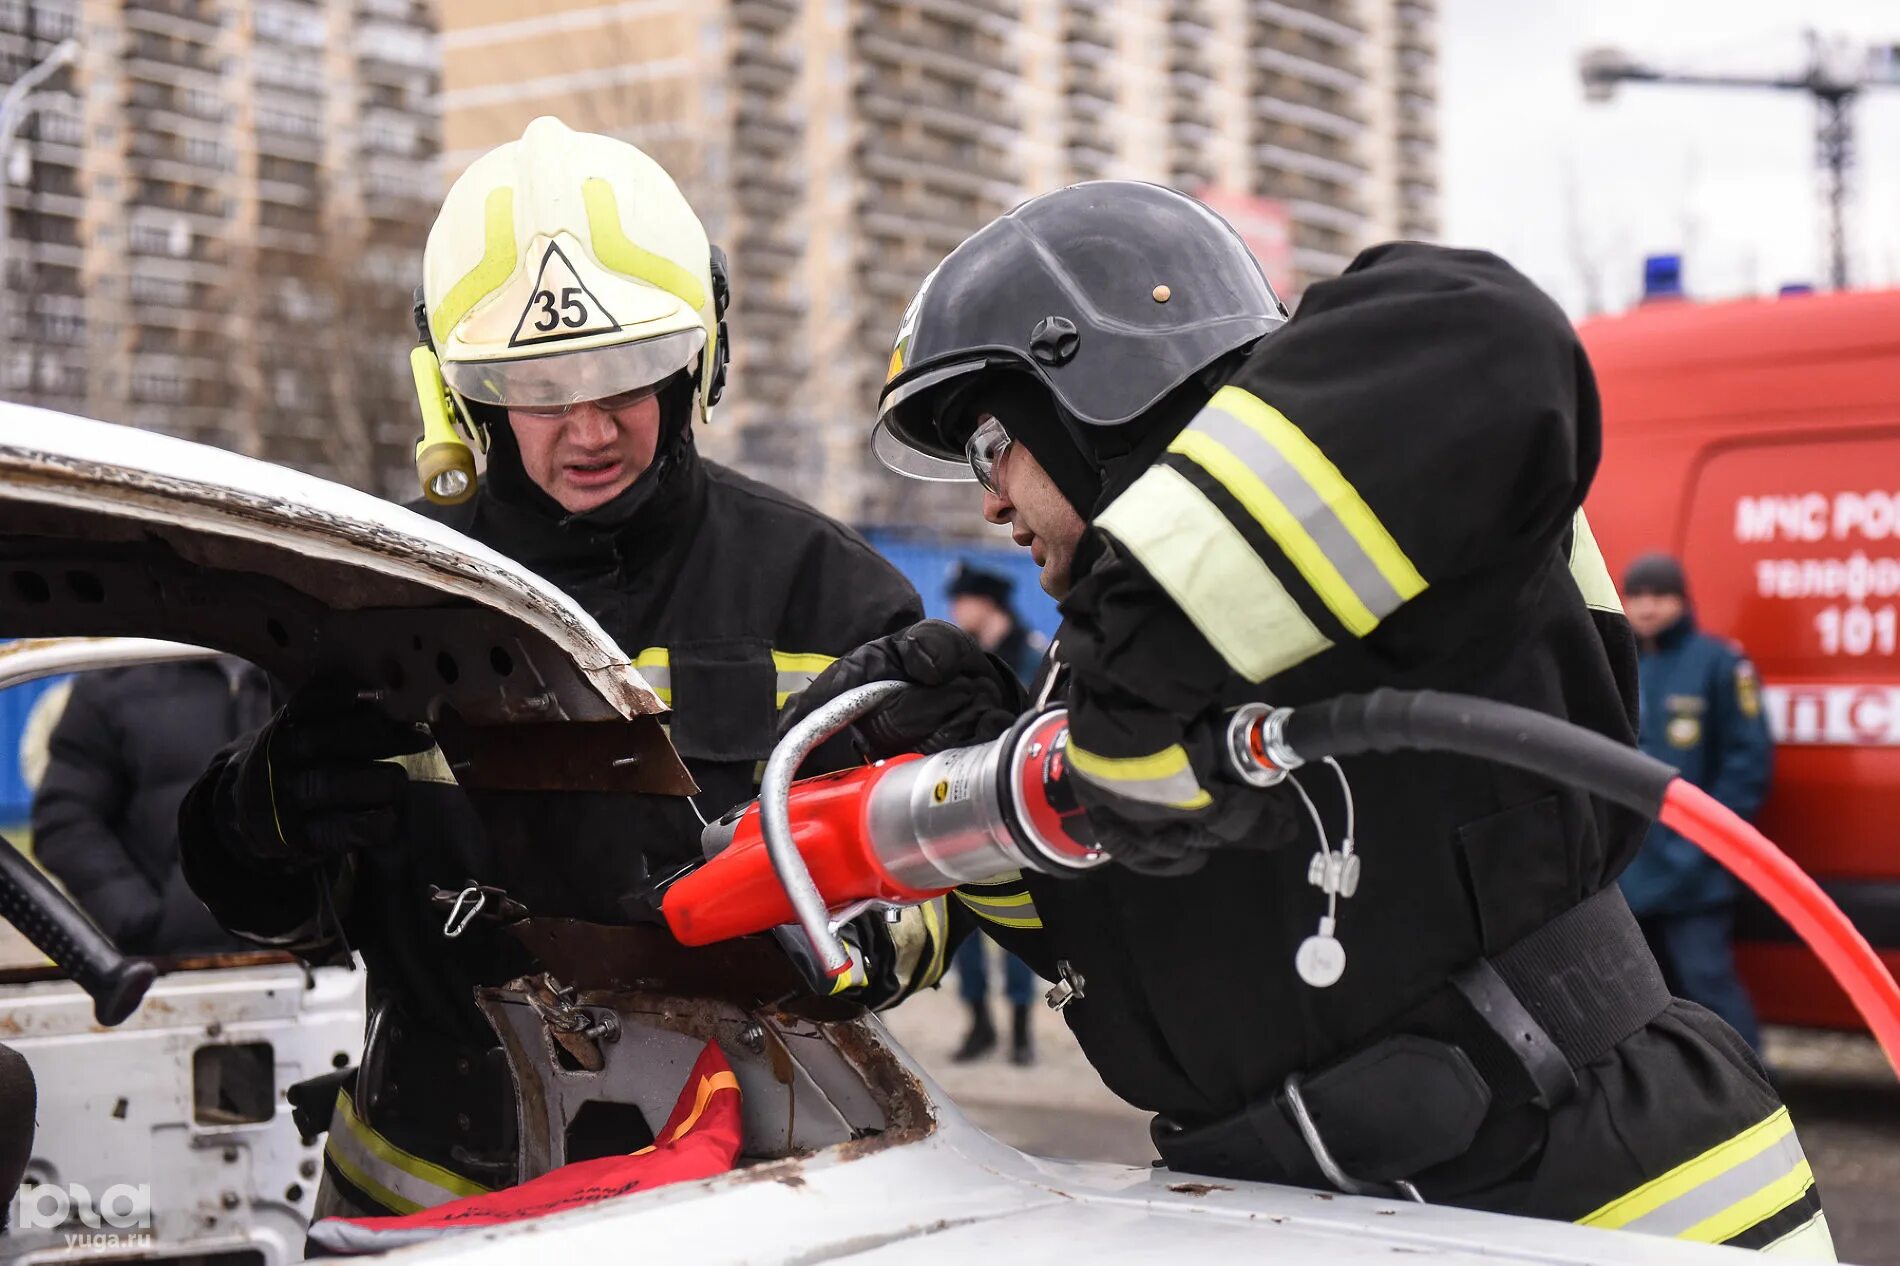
[706,244,732,408]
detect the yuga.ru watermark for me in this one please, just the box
[12,1181,153,1247]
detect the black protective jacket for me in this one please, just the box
[34,658,266,955]
[180,417,921,1196]
[971,246,1808,1237]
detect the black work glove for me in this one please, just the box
[1065,679,1289,877]
[777,620,1029,760]
[214,690,434,866]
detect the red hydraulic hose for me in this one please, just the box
[1660,780,1900,1075]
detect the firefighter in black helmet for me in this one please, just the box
[792,182,1830,1254]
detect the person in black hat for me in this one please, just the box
[1619,553,1773,1052]
[944,561,1046,1064]
[946,562,1046,687]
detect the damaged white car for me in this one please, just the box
[0,404,1755,1265]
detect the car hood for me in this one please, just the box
[0,404,690,793]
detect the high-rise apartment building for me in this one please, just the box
[1,0,439,494]
[440,0,1440,528]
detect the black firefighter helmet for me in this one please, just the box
[873,181,1288,510]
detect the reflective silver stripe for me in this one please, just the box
[773,651,835,707]
[1569,510,1623,615]
[775,670,822,706]
[1587,1111,1814,1243]
[1064,740,1211,811]
[1189,402,1407,624]
[1621,1127,1810,1239]
[1098,464,1332,682]
[326,1090,490,1215]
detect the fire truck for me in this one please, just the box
[1579,287,1900,1030]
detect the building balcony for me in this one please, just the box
[124,152,227,192]
[1251,44,1361,93]
[1289,196,1364,236]
[1171,151,1218,190]
[860,207,981,254]
[1253,142,1364,184]
[1170,115,1216,149]
[857,30,1014,82]
[734,224,805,263]
[910,0,1018,35]
[859,147,1013,202]
[734,29,800,75]
[733,57,798,96]
[731,0,797,34]
[254,128,326,164]
[1251,94,1362,140]
[122,54,224,92]
[1255,0,1362,42]
[735,178,802,219]
[858,128,1013,185]
[122,2,221,44]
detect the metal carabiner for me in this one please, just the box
[443,885,486,938]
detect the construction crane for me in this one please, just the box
[1580,33,1900,290]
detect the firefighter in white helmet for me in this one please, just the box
[178,118,944,1218]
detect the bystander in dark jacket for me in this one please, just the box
[33,658,269,955]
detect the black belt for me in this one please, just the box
[1152,886,1670,1198]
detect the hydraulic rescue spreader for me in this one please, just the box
[661,682,1900,1080]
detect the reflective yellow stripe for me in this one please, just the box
[1065,740,1212,811]
[389,746,457,786]
[430,186,517,345]
[959,890,1035,908]
[632,647,671,705]
[1171,427,1378,635]
[582,179,708,312]
[1170,387,1427,636]
[1580,1108,1815,1243]
[1098,464,1332,683]
[328,1089,490,1214]
[1569,510,1623,615]
[828,940,870,995]
[631,647,834,708]
[921,896,949,986]
[1211,387,1427,603]
[772,650,836,708]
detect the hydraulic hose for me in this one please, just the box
[1270,688,1900,1077]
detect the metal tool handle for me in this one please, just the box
[760,680,910,978]
[0,837,154,1026]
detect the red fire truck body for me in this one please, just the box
[1580,290,1900,1029]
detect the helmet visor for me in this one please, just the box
[871,359,992,482]
[442,328,707,408]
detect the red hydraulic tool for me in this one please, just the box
[661,683,1900,1079]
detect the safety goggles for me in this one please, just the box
[505,384,660,420]
[442,328,706,409]
[965,416,1013,495]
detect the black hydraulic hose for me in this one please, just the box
[1280,688,1677,818]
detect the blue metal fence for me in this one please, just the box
[861,530,1061,642]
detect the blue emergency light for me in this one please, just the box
[1642,253,1684,301]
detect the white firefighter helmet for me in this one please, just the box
[413,117,727,501]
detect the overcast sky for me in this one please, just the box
[1440,0,1900,315]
